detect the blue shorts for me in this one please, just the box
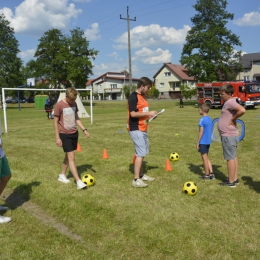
[198,144,210,154]
[59,132,78,153]
[129,131,149,157]
[0,155,11,178]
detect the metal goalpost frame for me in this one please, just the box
[1,87,93,133]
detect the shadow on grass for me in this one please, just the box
[6,181,41,209]
[241,176,260,193]
[128,160,158,175]
[187,163,226,180]
[67,164,96,179]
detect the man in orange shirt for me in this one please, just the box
[127,77,157,188]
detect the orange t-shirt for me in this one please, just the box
[127,92,149,132]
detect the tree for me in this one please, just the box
[123,84,137,99]
[147,85,159,99]
[0,14,22,88]
[34,29,66,88]
[34,28,98,88]
[180,84,197,100]
[66,28,98,88]
[180,0,242,82]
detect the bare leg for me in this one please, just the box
[67,151,80,182]
[134,157,143,179]
[227,157,237,183]
[61,153,69,175]
[0,175,11,195]
[201,153,210,175]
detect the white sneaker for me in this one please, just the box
[132,179,148,188]
[0,205,9,211]
[77,180,87,190]
[141,174,155,182]
[58,174,70,184]
[0,215,11,223]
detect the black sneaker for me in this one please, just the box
[225,179,239,185]
[219,181,236,188]
[200,174,211,180]
[200,174,215,180]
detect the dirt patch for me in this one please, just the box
[1,191,83,242]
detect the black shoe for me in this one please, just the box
[225,179,239,185]
[219,181,236,188]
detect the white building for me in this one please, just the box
[153,63,196,99]
[86,72,139,100]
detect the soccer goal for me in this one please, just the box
[1,87,93,133]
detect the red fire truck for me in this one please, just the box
[197,81,260,108]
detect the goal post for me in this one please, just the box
[1,87,93,133]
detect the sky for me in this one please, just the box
[0,0,260,80]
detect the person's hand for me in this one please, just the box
[56,138,62,147]
[229,119,237,127]
[196,143,200,150]
[150,111,157,117]
[84,130,90,139]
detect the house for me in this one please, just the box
[86,72,139,100]
[153,63,196,99]
[236,53,260,82]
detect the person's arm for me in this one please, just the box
[54,116,62,147]
[197,126,203,150]
[75,114,90,138]
[130,110,157,118]
[230,104,246,126]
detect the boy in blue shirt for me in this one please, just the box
[196,104,214,180]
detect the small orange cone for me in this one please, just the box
[132,154,136,164]
[76,143,82,152]
[165,159,172,171]
[103,149,109,159]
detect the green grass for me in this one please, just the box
[1,100,260,260]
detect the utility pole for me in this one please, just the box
[120,6,136,93]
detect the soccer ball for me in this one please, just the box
[169,152,180,162]
[81,174,95,187]
[182,181,198,196]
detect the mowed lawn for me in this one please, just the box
[0,99,260,260]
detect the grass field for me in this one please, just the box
[0,100,260,260]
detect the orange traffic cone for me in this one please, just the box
[76,143,82,152]
[165,159,172,171]
[103,149,109,159]
[132,154,136,164]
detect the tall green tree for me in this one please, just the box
[180,0,242,82]
[66,27,98,88]
[0,14,22,87]
[34,29,67,88]
[34,28,98,88]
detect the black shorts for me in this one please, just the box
[59,132,78,152]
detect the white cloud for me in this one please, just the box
[0,0,82,36]
[234,10,260,26]
[133,47,172,64]
[113,24,191,50]
[18,49,36,62]
[72,0,92,2]
[84,23,101,41]
[93,62,129,77]
[107,52,124,61]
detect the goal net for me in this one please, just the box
[1,87,93,133]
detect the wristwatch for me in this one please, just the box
[83,129,87,132]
